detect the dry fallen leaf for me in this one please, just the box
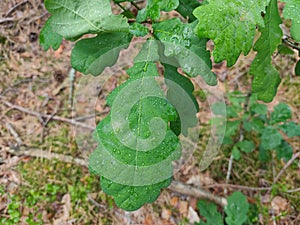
[187,206,200,224]
[271,196,288,215]
[179,201,189,217]
[161,208,172,220]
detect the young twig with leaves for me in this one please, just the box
[40,0,300,215]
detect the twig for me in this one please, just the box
[40,101,60,142]
[0,17,15,24]
[285,187,300,193]
[5,146,87,167]
[87,194,107,210]
[282,36,300,51]
[204,183,271,191]
[169,181,227,207]
[0,97,95,130]
[271,151,300,190]
[131,1,141,10]
[5,0,30,16]
[74,111,109,121]
[224,154,234,195]
[6,146,228,207]
[4,122,23,146]
[68,68,75,108]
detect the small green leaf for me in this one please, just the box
[39,18,63,51]
[250,117,266,131]
[278,121,300,137]
[226,106,239,118]
[197,200,223,225]
[193,0,269,66]
[270,103,292,124]
[260,126,283,150]
[45,0,129,39]
[232,146,241,160]
[277,44,295,55]
[136,0,179,22]
[275,141,293,161]
[71,32,132,76]
[223,120,240,145]
[259,145,271,162]
[236,140,255,153]
[175,0,201,22]
[295,60,300,76]
[250,0,282,102]
[225,192,250,225]
[281,0,300,42]
[153,18,217,85]
[250,103,268,116]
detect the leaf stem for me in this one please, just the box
[131,1,141,10]
[116,2,135,18]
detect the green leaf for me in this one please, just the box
[225,192,250,225]
[129,23,149,36]
[295,60,300,76]
[270,103,292,124]
[153,18,217,85]
[136,0,179,22]
[193,0,270,66]
[232,146,241,160]
[275,141,293,161]
[250,103,268,115]
[39,18,63,51]
[44,0,129,39]
[281,0,300,42]
[71,32,132,76]
[236,140,255,153]
[250,0,282,102]
[277,44,295,55]
[226,106,239,118]
[164,64,199,136]
[88,41,181,211]
[101,176,171,211]
[259,145,271,162]
[260,126,283,150]
[197,200,223,225]
[223,120,240,145]
[278,121,300,137]
[175,0,201,22]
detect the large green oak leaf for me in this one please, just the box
[250,0,283,102]
[193,0,270,66]
[71,32,132,76]
[44,0,129,39]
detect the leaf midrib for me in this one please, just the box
[50,1,103,32]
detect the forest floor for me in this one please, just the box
[0,1,299,225]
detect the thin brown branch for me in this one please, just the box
[204,183,271,191]
[5,0,30,16]
[169,181,227,207]
[0,17,16,24]
[6,146,228,207]
[0,97,95,130]
[4,121,23,146]
[273,151,300,185]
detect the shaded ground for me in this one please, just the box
[0,1,299,224]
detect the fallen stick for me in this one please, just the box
[0,97,95,130]
[5,146,228,207]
